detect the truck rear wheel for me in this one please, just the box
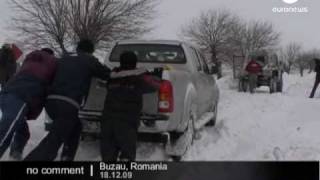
[238,80,242,92]
[170,155,182,162]
[276,78,283,92]
[206,103,218,127]
[269,78,277,94]
[167,105,196,161]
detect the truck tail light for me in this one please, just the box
[158,80,174,113]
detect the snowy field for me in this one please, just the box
[2,72,320,161]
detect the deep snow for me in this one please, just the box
[186,72,320,161]
[2,72,320,161]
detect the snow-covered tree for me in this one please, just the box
[180,9,239,78]
[296,49,320,76]
[281,42,302,74]
[231,20,280,68]
[9,0,157,54]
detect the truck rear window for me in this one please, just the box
[109,44,186,64]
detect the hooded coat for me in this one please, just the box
[3,50,57,119]
[103,68,161,127]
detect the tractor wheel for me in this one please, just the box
[276,78,283,92]
[269,78,277,94]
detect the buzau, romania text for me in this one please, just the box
[100,162,168,171]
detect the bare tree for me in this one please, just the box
[307,49,320,73]
[282,42,302,74]
[295,52,311,77]
[231,20,280,67]
[10,0,70,53]
[9,0,157,54]
[180,9,239,78]
[294,49,320,76]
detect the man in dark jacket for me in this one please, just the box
[100,51,161,161]
[0,48,57,160]
[309,58,320,98]
[25,39,111,161]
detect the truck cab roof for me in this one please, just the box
[116,40,184,46]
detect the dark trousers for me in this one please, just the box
[310,73,320,98]
[9,121,30,156]
[24,100,81,161]
[0,93,28,159]
[100,114,138,161]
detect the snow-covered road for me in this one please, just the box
[3,72,320,161]
[186,73,320,161]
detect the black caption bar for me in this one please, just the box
[0,162,318,180]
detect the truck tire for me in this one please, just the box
[206,102,218,127]
[269,81,274,93]
[170,156,182,162]
[168,105,196,161]
[269,78,277,94]
[238,79,243,92]
[276,78,283,92]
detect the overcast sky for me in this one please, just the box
[0,0,319,50]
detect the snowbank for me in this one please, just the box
[2,72,320,161]
[186,72,320,160]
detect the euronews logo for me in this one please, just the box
[282,0,298,4]
[272,0,308,13]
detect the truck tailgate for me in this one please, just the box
[81,68,164,117]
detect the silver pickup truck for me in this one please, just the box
[80,40,220,160]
